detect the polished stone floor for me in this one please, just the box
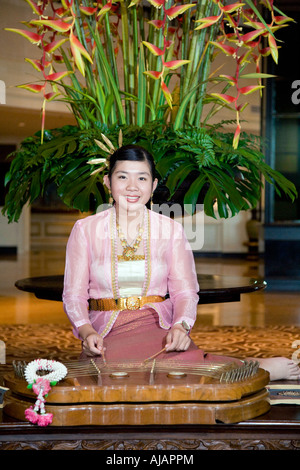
[0,249,299,327]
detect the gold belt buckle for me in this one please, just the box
[125,296,141,310]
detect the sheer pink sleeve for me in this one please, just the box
[167,222,199,328]
[62,221,91,332]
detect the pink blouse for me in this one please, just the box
[62,207,199,338]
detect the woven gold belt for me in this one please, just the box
[89,295,164,311]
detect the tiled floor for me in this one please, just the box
[0,249,299,327]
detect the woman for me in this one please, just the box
[63,144,300,380]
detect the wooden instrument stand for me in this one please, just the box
[3,364,270,426]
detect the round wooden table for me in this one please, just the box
[15,274,266,304]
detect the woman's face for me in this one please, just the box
[104,160,158,214]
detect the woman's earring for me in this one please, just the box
[109,190,113,205]
[150,193,153,210]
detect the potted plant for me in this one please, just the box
[2,0,297,222]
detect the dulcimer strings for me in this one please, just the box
[12,358,259,382]
[59,358,259,381]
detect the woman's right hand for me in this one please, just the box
[78,324,105,357]
[82,333,104,356]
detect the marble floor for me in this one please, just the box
[0,249,299,328]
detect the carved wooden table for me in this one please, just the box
[15,274,267,304]
[1,405,300,450]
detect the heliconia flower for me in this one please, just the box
[5,28,42,45]
[79,6,98,15]
[165,4,194,20]
[44,38,69,54]
[61,0,73,9]
[161,79,172,108]
[241,29,265,43]
[144,70,164,80]
[273,15,295,25]
[164,38,173,50]
[53,54,64,63]
[24,0,43,16]
[236,102,249,112]
[70,31,93,76]
[25,58,44,72]
[46,71,73,81]
[219,74,237,85]
[220,2,245,13]
[244,20,265,30]
[242,40,260,50]
[148,19,165,29]
[195,15,222,30]
[147,0,165,9]
[142,41,164,56]
[239,85,264,95]
[233,123,241,149]
[44,92,60,101]
[258,45,271,57]
[30,19,73,33]
[17,83,46,93]
[97,1,113,17]
[268,33,278,63]
[211,42,236,57]
[53,7,67,17]
[210,93,236,104]
[163,59,190,70]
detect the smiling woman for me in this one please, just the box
[62,143,300,382]
[103,145,158,239]
[63,144,199,359]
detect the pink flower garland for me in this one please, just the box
[24,359,67,426]
[25,377,53,426]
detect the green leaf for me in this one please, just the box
[183,174,208,215]
[239,73,276,79]
[243,0,275,38]
[174,84,200,130]
[166,163,196,197]
[137,44,146,127]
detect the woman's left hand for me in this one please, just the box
[165,324,191,352]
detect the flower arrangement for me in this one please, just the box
[2,0,297,221]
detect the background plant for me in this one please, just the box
[2,0,297,222]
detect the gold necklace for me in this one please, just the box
[117,223,145,261]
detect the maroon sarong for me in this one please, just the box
[102,308,239,365]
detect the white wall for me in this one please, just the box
[0,205,30,253]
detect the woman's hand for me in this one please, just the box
[165,324,191,352]
[78,324,105,357]
[82,333,105,356]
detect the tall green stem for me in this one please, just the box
[120,0,131,123]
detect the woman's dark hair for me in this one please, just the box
[108,145,156,181]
